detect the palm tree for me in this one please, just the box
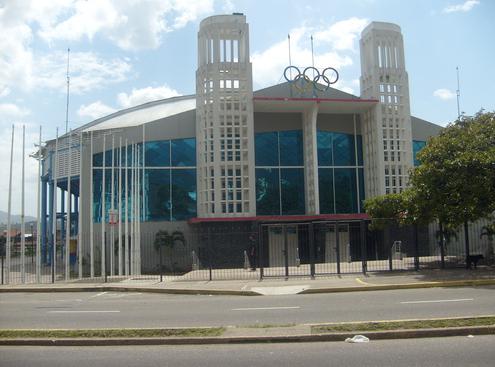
[154,230,186,274]
[154,230,186,252]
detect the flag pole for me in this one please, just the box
[52,128,59,283]
[6,125,14,284]
[118,137,122,276]
[20,125,26,283]
[36,126,42,283]
[78,131,83,279]
[65,131,72,280]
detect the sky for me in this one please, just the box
[1,0,494,216]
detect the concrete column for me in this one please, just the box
[302,103,320,214]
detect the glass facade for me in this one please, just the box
[255,130,305,215]
[92,138,196,223]
[317,130,364,213]
[413,140,426,166]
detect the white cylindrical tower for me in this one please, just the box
[360,22,413,198]
[196,14,255,217]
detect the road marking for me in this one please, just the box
[231,306,300,311]
[47,310,121,313]
[90,292,108,298]
[355,278,369,285]
[400,298,474,304]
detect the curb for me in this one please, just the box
[299,279,495,294]
[0,286,261,297]
[1,326,493,346]
[1,278,494,296]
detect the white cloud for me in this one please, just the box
[252,18,368,89]
[78,101,117,120]
[117,85,181,108]
[314,17,369,51]
[78,84,182,123]
[0,103,30,119]
[221,0,235,14]
[38,0,214,51]
[0,87,11,98]
[35,51,132,94]
[443,0,480,13]
[0,0,211,95]
[433,88,456,100]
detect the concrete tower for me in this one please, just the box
[196,14,255,217]
[360,22,413,198]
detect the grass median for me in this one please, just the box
[311,316,495,334]
[0,327,225,339]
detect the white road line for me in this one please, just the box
[47,310,121,313]
[400,298,474,304]
[231,306,301,311]
[90,292,108,298]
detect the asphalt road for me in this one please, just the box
[1,336,494,367]
[1,286,494,328]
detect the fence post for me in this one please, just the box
[159,243,163,282]
[386,224,393,271]
[283,225,289,279]
[1,255,4,285]
[258,224,264,281]
[413,223,420,271]
[104,234,107,283]
[207,227,212,281]
[335,221,341,275]
[360,220,367,275]
[464,221,470,269]
[439,222,445,269]
[52,240,55,283]
[309,223,315,279]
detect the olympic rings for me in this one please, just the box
[283,65,339,93]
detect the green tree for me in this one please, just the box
[409,110,495,228]
[364,193,407,230]
[154,230,186,252]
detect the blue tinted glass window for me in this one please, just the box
[172,138,196,167]
[334,168,358,213]
[93,153,102,167]
[92,169,102,222]
[356,135,363,166]
[255,132,278,166]
[358,168,365,213]
[279,130,303,166]
[318,168,334,214]
[333,133,355,166]
[317,131,333,166]
[125,143,143,167]
[99,149,113,167]
[413,140,426,166]
[255,168,280,215]
[280,168,305,215]
[145,141,170,167]
[171,169,197,220]
[144,169,171,221]
[92,169,114,222]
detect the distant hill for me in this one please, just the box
[0,210,37,225]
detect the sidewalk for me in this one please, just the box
[1,269,494,296]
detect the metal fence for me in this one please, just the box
[1,219,494,284]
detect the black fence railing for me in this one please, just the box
[1,218,494,284]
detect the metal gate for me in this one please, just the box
[260,223,310,278]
